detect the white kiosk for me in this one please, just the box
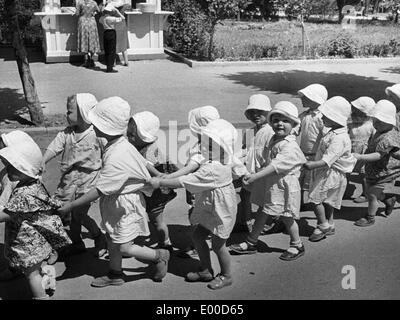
[34,0,173,62]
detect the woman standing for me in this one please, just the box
[76,0,101,68]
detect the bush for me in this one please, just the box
[327,33,357,58]
[162,0,210,59]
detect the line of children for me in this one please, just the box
[1,82,400,297]
[57,97,171,287]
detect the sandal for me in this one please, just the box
[207,274,232,290]
[186,269,214,282]
[354,216,375,227]
[279,244,305,261]
[309,226,331,242]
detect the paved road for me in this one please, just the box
[1,57,400,300]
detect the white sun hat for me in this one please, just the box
[319,96,351,127]
[351,96,376,116]
[88,96,131,136]
[76,93,98,125]
[1,130,36,148]
[188,105,220,134]
[385,84,400,101]
[298,84,328,105]
[200,119,238,157]
[267,101,300,126]
[131,111,160,143]
[0,140,43,179]
[245,94,271,116]
[103,3,115,12]
[370,100,397,126]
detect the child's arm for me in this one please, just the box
[57,188,101,215]
[148,177,183,190]
[353,152,382,163]
[242,165,275,185]
[113,7,125,20]
[146,163,162,177]
[304,160,328,170]
[163,161,200,179]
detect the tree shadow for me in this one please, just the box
[220,70,394,102]
[0,88,30,122]
[335,205,368,222]
[380,66,400,75]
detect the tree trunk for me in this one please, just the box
[5,0,44,125]
[207,22,216,61]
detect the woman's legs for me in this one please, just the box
[122,50,129,66]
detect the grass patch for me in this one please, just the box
[212,20,400,61]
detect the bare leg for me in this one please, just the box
[24,263,46,299]
[211,235,230,277]
[191,225,212,272]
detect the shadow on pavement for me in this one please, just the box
[0,88,29,122]
[0,244,32,300]
[0,46,44,63]
[380,66,400,74]
[220,70,394,102]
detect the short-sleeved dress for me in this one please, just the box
[46,126,102,202]
[250,135,306,219]
[348,119,375,173]
[365,128,400,191]
[76,0,101,54]
[3,181,71,271]
[96,136,152,244]
[308,127,357,209]
[242,123,275,174]
[138,141,177,216]
[297,109,325,191]
[179,160,237,239]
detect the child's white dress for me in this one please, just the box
[96,136,152,244]
[179,160,237,239]
[297,109,325,191]
[348,119,375,173]
[308,127,356,209]
[251,135,306,219]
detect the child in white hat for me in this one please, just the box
[297,84,328,208]
[353,100,400,227]
[58,96,171,286]
[164,105,220,258]
[127,111,177,251]
[0,139,71,299]
[348,97,376,203]
[232,101,306,260]
[385,84,400,131]
[148,118,239,289]
[305,96,356,241]
[42,93,107,258]
[236,94,275,234]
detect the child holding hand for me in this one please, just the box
[42,93,106,257]
[353,100,400,226]
[127,111,177,250]
[305,97,356,242]
[58,97,170,287]
[348,97,376,203]
[0,139,71,299]
[235,102,306,260]
[148,119,239,290]
[297,84,328,206]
